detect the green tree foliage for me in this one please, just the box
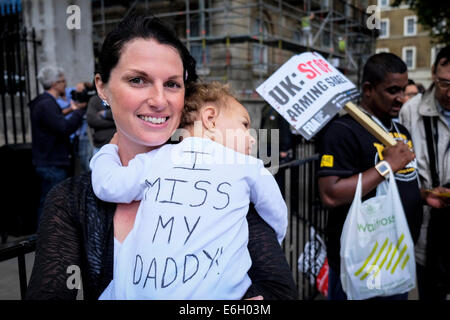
[392,0,450,44]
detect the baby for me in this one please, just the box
[90,81,287,299]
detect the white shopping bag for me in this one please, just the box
[340,164,416,300]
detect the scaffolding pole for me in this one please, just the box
[92,0,377,97]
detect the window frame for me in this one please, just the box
[252,18,269,74]
[252,43,268,74]
[379,18,390,38]
[378,0,389,8]
[404,15,417,36]
[402,46,416,70]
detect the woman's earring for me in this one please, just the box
[102,99,110,107]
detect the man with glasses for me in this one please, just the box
[399,45,450,300]
[29,66,87,228]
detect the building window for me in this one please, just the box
[404,16,417,36]
[403,46,416,70]
[252,18,268,74]
[189,14,211,73]
[322,31,331,47]
[379,19,389,38]
[191,43,210,69]
[293,30,301,43]
[376,48,389,53]
[253,44,268,73]
[378,0,389,8]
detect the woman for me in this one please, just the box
[25,12,297,300]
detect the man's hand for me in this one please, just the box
[422,186,450,209]
[75,101,87,109]
[382,141,415,172]
[70,100,87,110]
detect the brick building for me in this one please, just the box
[372,0,445,88]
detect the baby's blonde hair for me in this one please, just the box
[181,81,236,128]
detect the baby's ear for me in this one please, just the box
[200,105,219,130]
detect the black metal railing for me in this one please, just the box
[277,142,329,300]
[0,22,39,146]
[0,234,36,299]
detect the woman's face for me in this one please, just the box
[96,38,185,153]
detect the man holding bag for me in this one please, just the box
[317,53,423,300]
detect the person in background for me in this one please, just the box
[301,13,314,47]
[391,79,418,123]
[72,82,96,173]
[56,85,77,175]
[56,86,73,113]
[56,81,95,174]
[399,45,450,300]
[86,94,116,154]
[260,104,295,194]
[317,53,423,300]
[403,79,419,103]
[29,66,87,227]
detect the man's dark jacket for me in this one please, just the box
[86,95,116,148]
[29,92,85,167]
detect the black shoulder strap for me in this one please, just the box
[423,116,440,187]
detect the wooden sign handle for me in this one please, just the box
[344,102,397,147]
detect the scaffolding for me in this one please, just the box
[92,0,377,102]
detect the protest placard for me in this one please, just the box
[256,52,396,146]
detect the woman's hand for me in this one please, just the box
[245,295,263,300]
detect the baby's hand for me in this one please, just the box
[109,133,119,145]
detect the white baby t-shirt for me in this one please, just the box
[91,137,287,300]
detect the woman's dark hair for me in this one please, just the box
[97,12,198,86]
[416,83,425,94]
[361,53,407,87]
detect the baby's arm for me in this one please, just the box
[249,161,288,244]
[90,144,148,203]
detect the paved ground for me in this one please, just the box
[0,251,35,300]
[0,235,83,300]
